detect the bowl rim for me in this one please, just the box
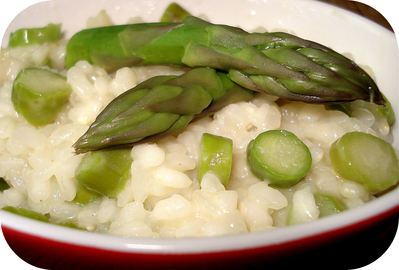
[1,189,398,254]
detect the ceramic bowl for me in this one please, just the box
[1,0,398,269]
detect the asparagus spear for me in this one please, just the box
[65,16,384,105]
[73,68,254,153]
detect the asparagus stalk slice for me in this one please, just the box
[73,68,254,153]
[2,206,84,230]
[329,132,399,193]
[74,148,133,197]
[2,206,49,222]
[199,133,233,187]
[160,3,191,22]
[73,184,102,206]
[0,177,10,192]
[314,193,346,217]
[65,16,384,104]
[247,130,312,188]
[8,24,62,47]
[325,94,395,126]
[12,67,72,126]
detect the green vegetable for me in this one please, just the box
[325,94,395,126]
[8,24,61,47]
[12,67,72,126]
[73,184,102,206]
[65,16,384,105]
[56,221,85,230]
[314,193,346,217]
[0,177,10,192]
[330,131,399,193]
[2,206,50,222]
[199,133,233,187]
[160,3,191,22]
[247,130,312,187]
[73,68,253,153]
[2,206,83,230]
[75,148,133,197]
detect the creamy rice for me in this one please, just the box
[0,18,392,238]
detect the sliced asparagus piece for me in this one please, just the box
[0,177,10,192]
[12,67,72,126]
[325,94,395,126]
[73,184,102,206]
[2,206,84,230]
[247,130,312,188]
[73,68,254,153]
[8,24,62,47]
[330,131,399,193]
[199,133,233,187]
[160,3,191,22]
[65,16,384,105]
[75,148,133,197]
[2,206,49,222]
[314,193,346,217]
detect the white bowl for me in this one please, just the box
[1,0,398,268]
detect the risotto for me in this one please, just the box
[0,10,397,238]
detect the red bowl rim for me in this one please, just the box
[1,188,398,254]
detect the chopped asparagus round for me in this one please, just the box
[0,177,10,192]
[12,67,72,126]
[329,131,399,193]
[8,24,61,47]
[160,3,191,22]
[199,133,233,187]
[2,206,49,222]
[325,94,395,126]
[75,148,133,197]
[314,193,346,217]
[73,184,102,206]
[247,130,312,187]
[2,206,83,230]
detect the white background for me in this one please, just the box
[0,0,398,269]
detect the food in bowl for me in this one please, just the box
[0,3,398,238]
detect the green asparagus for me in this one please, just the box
[75,148,133,197]
[160,3,191,22]
[326,94,395,126]
[12,67,72,126]
[73,184,102,206]
[314,193,346,217]
[2,206,50,222]
[73,68,254,153]
[199,133,233,187]
[330,132,399,193]
[0,177,10,192]
[8,24,62,47]
[65,16,384,105]
[2,206,84,230]
[247,130,312,187]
